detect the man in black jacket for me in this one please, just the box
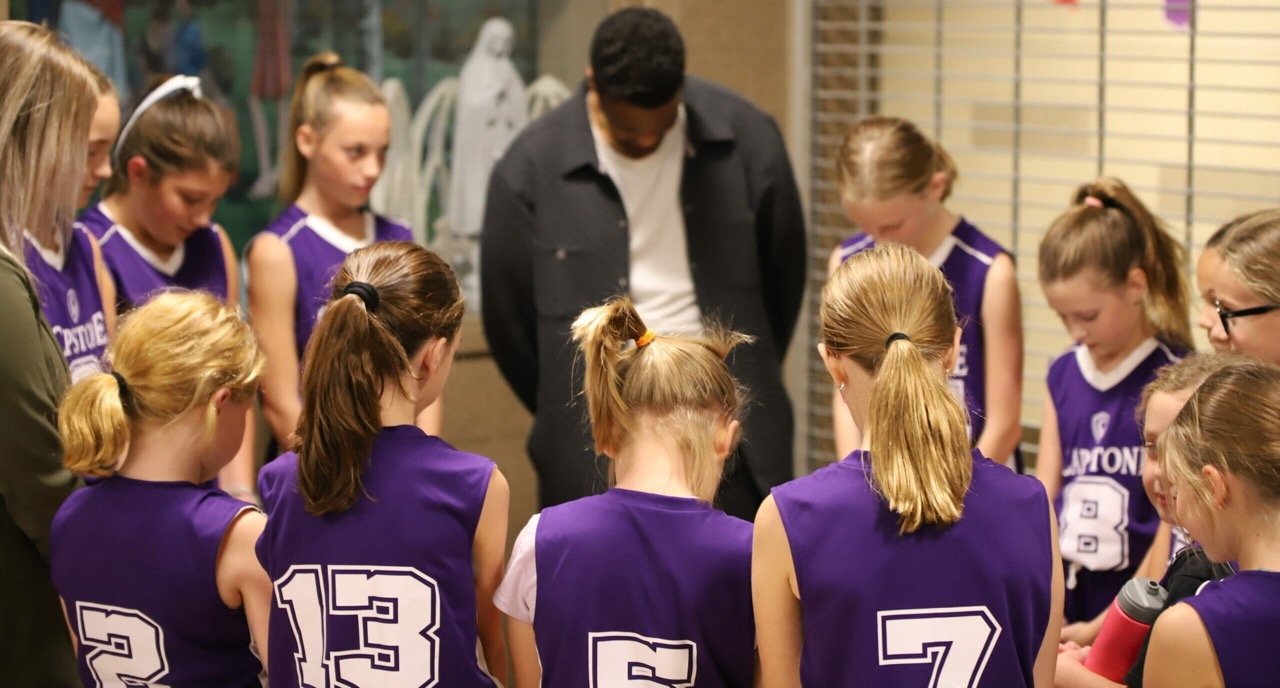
[480,7,805,520]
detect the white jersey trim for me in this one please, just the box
[24,229,67,272]
[1074,337,1177,392]
[493,513,540,625]
[838,233,875,262]
[926,235,956,268]
[952,233,996,266]
[299,211,376,255]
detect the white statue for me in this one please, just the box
[449,17,527,244]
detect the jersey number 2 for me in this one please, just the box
[276,565,441,688]
[76,602,170,687]
[878,606,1002,688]
[589,632,697,687]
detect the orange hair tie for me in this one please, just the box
[635,329,657,348]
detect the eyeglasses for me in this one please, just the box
[1215,299,1280,336]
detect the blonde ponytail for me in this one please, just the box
[60,373,131,477]
[571,299,751,503]
[820,242,972,533]
[57,291,264,477]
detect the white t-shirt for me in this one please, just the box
[493,514,540,624]
[590,106,703,336]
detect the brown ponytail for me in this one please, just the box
[836,116,958,203]
[820,243,972,534]
[60,291,263,476]
[570,299,751,503]
[278,51,386,205]
[295,241,463,515]
[1038,177,1193,350]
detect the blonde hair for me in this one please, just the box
[820,242,971,534]
[103,76,239,196]
[1038,177,1193,350]
[279,51,386,205]
[0,21,98,253]
[60,291,264,476]
[1216,207,1280,308]
[835,116,958,204]
[1138,352,1252,421]
[296,242,463,516]
[1158,359,1280,521]
[570,299,750,503]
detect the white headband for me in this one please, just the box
[114,75,204,163]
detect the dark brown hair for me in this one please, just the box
[104,76,239,196]
[295,241,463,515]
[1038,177,1192,350]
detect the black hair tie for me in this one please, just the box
[343,281,380,313]
[885,332,911,348]
[110,371,133,409]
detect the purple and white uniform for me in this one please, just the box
[78,202,229,312]
[839,219,1007,451]
[256,425,498,687]
[772,449,1053,687]
[23,227,109,382]
[1048,338,1182,622]
[495,489,754,688]
[49,476,261,686]
[1182,571,1280,688]
[251,206,412,357]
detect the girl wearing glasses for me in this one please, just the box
[1035,177,1192,642]
[1207,208,1280,363]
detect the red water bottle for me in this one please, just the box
[1084,578,1168,681]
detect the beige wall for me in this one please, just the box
[536,0,608,88]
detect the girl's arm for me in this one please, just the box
[508,617,542,688]
[216,230,258,499]
[86,231,117,338]
[215,509,273,669]
[474,468,510,686]
[1055,647,1127,688]
[245,234,303,450]
[1035,395,1064,502]
[828,248,861,458]
[977,252,1024,467]
[1143,603,1224,688]
[753,495,803,688]
[59,598,79,654]
[1035,503,1066,688]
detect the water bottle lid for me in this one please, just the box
[1117,577,1168,624]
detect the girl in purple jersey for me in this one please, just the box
[496,299,755,688]
[256,241,508,687]
[757,243,1063,687]
[79,73,259,501]
[247,51,428,453]
[1037,178,1193,637]
[1143,360,1280,688]
[830,116,1024,468]
[51,291,271,685]
[1196,216,1248,352]
[24,64,119,381]
[1055,353,1244,688]
[1207,208,1280,364]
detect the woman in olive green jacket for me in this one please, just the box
[0,21,99,685]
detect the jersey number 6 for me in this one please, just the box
[276,565,442,688]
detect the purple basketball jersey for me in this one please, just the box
[1182,571,1280,688]
[256,425,498,687]
[79,203,229,312]
[253,205,413,358]
[772,450,1053,687]
[839,219,1005,446]
[24,227,109,383]
[529,489,754,688]
[49,476,261,686]
[1048,338,1182,622]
